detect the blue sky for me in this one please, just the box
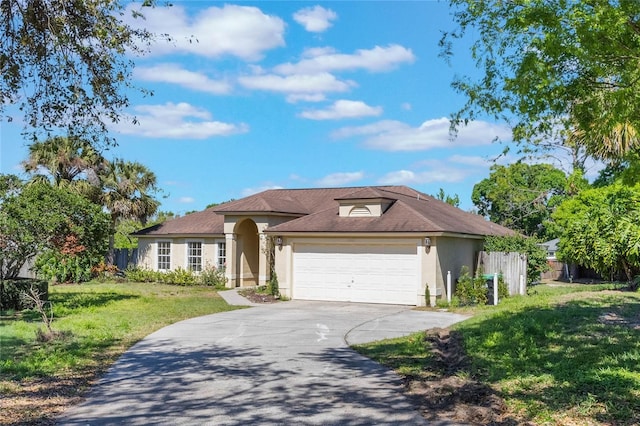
[1,1,530,214]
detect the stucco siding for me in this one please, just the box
[135,237,224,271]
[435,236,484,301]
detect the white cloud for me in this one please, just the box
[179,197,195,203]
[335,117,511,151]
[299,100,383,120]
[241,185,284,197]
[238,72,355,96]
[377,168,467,185]
[293,6,337,33]
[274,44,415,75]
[113,102,249,139]
[401,102,412,111]
[331,120,407,139]
[134,64,232,94]
[316,171,364,187]
[447,154,493,167]
[127,4,285,60]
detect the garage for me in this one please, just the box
[292,243,419,305]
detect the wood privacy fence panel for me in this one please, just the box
[476,251,527,295]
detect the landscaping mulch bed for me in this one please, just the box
[237,288,279,304]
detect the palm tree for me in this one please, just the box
[23,135,107,201]
[101,159,161,262]
[568,121,640,161]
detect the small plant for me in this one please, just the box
[199,265,227,289]
[455,266,488,306]
[20,284,69,342]
[267,271,280,297]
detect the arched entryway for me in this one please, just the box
[234,219,260,287]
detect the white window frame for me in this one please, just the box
[157,240,171,271]
[217,241,226,270]
[186,240,204,273]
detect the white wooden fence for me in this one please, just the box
[476,251,527,295]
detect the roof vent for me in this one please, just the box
[349,205,372,217]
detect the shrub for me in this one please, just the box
[455,266,488,306]
[267,271,280,297]
[34,250,98,283]
[159,268,196,286]
[199,265,227,289]
[0,279,48,311]
[124,267,160,283]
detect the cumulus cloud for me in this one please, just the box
[113,102,249,139]
[134,64,232,94]
[127,4,285,60]
[316,171,364,187]
[274,44,415,75]
[299,100,383,120]
[333,117,511,151]
[377,168,468,185]
[238,72,355,99]
[293,5,337,32]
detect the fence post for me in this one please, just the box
[493,272,498,305]
[447,271,452,303]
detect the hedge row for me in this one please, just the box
[0,279,49,311]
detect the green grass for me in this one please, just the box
[0,281,241,381]
[355,283,640,425]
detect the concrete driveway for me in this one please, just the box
[59,299,468,425]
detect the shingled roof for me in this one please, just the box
[134,186,512,237]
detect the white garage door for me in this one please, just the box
[293,244,419,305]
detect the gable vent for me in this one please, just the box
[349,205,372,217]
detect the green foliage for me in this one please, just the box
[0,279,48,311]
[472,163,567,238]
[267,271,280,297]
[443,1,640,161]
[552,181,640,282]
[1,179,110,282]
[35,251,99,284]
[0,0,155,147]
[198,265,228,289]
[484,234,548,286]
[455,266,488,306]
[432,188,460,207]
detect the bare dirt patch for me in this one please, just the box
[406,328,530,426]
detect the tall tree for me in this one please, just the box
[433,188,460,208]
[552,182,640,285]
[101,159,161,259]
[443,1,640,160]
[1,0,154,147]
[23,135,107,202]
[472,163,567,238]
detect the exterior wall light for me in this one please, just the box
[276,236,283,248]
[424,237,431,249]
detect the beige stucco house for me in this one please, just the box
[134,186,512,306]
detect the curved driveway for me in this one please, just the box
[60,300,468,425]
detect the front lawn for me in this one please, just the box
[0,281,241,425]
[354,283,640,425]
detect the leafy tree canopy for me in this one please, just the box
[443,0,640,160]
[552,181,640,285]
[472,162,567,238]
[0,177,110,280]
[1,0,155,147]
[432,188,460,208]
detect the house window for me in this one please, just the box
[188,241,202,272]
[218,242,226,270]
[157,242,171,270]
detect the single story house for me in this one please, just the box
[134,186,512,306]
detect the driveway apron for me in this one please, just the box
[59,301,468,425]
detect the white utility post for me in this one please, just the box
[447,271,452,303]
[519,274,525,295]
[493,272,499,305]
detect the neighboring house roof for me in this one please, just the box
[540,238,560,253]
[134,185,513,237]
